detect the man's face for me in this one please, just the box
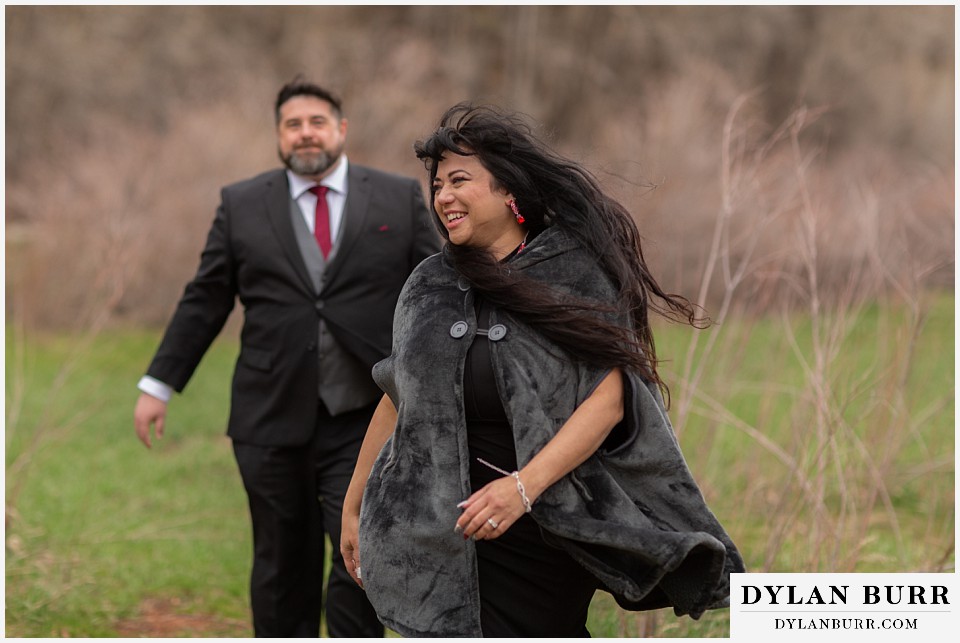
[277,95,347,179]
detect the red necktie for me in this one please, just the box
[309,185,332,258]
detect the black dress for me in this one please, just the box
[464,292,598,637]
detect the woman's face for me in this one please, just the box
[432,152,524,260]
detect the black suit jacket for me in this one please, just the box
[146,164,441,446]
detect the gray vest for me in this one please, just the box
[289,197,382,415]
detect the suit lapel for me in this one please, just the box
[323,165,372,286]
[263,171,316,295]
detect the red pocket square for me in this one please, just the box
[378,225,390,232]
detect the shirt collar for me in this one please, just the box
[287,155,350,200]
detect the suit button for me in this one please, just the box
[457,276,470,292]
[449,321,469,339]
[315,301,325,312]
[306,342,317,352]
[488,324,507,341]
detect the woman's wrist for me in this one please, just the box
[514,466,548,507]
[343,481,363,515]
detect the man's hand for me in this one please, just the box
[134,392,168,448]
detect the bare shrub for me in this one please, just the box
[7,95,278,329]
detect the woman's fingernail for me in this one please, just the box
[456,500,468,508]
[454,524,463,534]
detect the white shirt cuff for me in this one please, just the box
[137,376,174,403]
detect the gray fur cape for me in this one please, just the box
[359,226,744,637]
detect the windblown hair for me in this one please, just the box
[414,103,705,402]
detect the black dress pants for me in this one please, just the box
[232,402,383,638]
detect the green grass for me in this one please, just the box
[5,328,251,636]
[5,292,954,637]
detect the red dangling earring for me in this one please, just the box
[509,199,525,224]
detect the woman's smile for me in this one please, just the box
[444,210,467,226]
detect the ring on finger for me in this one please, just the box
[487,518,499,529]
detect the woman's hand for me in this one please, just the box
[455,368,625,541]
[340,508,363,588]
[455,474,528,541]
[339,394,399,589]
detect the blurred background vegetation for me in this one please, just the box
[5,4,953,327]
[4,4,954,638]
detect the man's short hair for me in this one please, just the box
[275,77,343,123]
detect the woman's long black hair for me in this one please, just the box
[414,103,704,403]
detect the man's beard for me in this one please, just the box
[280,143,343,177]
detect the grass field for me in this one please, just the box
[4,292,954,637]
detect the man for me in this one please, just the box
[133,79,441,637]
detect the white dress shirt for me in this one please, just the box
[286,156,350,249]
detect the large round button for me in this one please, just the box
[488,324,508,341]
[457,276,470,292]
[450,321,469,338]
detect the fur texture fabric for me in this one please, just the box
[359,226,745,637]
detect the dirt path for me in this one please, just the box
[113,597,250,638]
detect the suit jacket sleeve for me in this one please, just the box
[145,198,237,391]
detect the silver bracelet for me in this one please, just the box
[476,458,533,513]
[511,471,533,513]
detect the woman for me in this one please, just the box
[341,104,744,637]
